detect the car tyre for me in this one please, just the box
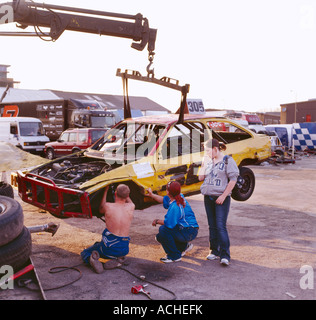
[72,148,81,154]
[46,148,55,160]
[0,226,32,270]
[106,182,145,210]
[127,182,145,210]
[0,182,14,199]
[231,167,255,202]
[0,196,24,247]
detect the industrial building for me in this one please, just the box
[280,100,316,124]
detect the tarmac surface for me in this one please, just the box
[0,146,315,303]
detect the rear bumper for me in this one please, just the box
[17,171,92,219]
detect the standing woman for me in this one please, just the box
[198,138,239,266]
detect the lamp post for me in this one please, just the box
[290,90,297,123]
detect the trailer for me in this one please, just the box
[1,97,116,141]
[266,123,316,151]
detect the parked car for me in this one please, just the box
[44,128,108,160]
[265,124,294,149]
[14,113,271,219]
[265,130,285,155]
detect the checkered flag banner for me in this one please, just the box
[293,123,316,151]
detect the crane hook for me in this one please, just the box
[146,52,155,77]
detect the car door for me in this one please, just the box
[78,131,88,150]
[153,121,207,195]
[66,132,78,154]
[54,132,69,156]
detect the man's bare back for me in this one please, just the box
[104,202,134,237]
[99,185,134,237]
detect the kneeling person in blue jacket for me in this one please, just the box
[147,181,199,263]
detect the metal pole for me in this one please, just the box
[0,32,50,37]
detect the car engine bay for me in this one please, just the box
[31,157,114,189]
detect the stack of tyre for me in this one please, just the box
[0,182,32,271]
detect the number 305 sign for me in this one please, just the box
[187,99,205,115]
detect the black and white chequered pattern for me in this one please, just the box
[292,123,316,151]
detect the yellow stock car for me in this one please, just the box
[16,113,271,219]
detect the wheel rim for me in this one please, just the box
[47,150,54,159]
[0,202,5,215]
[240,174,252,195]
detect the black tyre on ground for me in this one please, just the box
[231,167,255,201]
[0,226,32,270]
[0,196,24,247]
[0,182,14,199]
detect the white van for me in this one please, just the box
[265,124,293,148]
[0,117,49,154]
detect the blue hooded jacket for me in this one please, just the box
[162,194,199,229]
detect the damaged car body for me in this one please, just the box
[15,113,271,219]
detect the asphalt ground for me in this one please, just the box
[0,151,315,308]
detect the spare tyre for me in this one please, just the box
[0,226,32,270]
[0,196,24,246]
[0,182,14,199]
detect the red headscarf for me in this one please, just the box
[167,181,185,207]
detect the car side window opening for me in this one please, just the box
[91,130,106,143]
[160,122,206,160]
[10,123,18,135]
[207,121,251,144]
[98,123,166,158]
[59,132,69,142]
[134,124,166,157]
[78,132,87,142]
[68,132,77,142]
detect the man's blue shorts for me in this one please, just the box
[81,228,130,264]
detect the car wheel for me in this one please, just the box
[46,148,55,160]
[0,182,14,199]
[127,182,145,210]
[0,226,32,270]
[0,196,24,247]
[72,148,81,154]
[231,167,255,201]
[106,182,145,210]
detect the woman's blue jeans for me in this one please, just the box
[204,195,231,261]
[156,225,198,260]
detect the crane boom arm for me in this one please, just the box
[0,0,157,53]
[0,1,190,122]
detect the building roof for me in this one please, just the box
[0,88,60,103]
[50,90,169,112]
[0,87,169,113]
[280,100,314,107]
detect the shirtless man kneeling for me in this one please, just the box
[81,184,135,273]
